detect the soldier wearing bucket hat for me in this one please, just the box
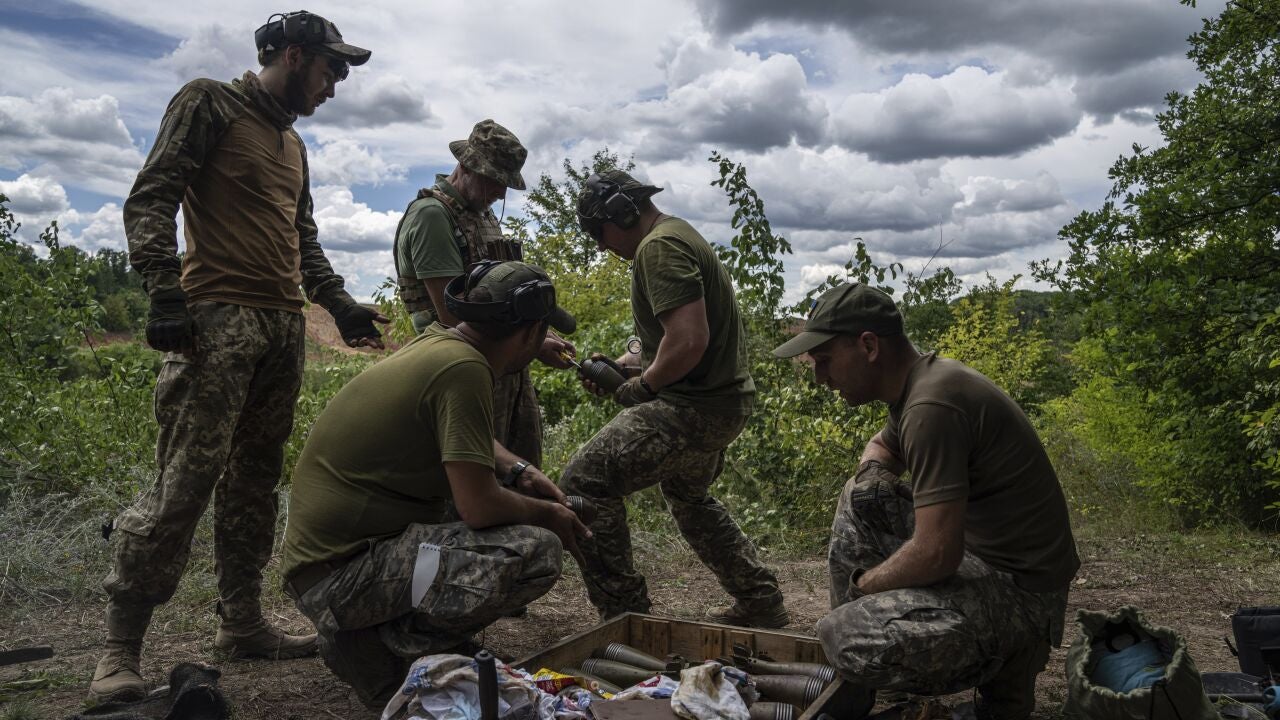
[392,120,575,528]
[776,282,1079,719]
[282,261,588,708]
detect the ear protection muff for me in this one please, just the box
[255,11,328,54]
[444,261,557,325]
[586,174,641,231]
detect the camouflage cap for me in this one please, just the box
[575,169,663,220]
[772,283,903,358]
[254,11,371,66]
[449,120,528,191]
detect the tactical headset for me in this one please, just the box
[444,261,557,325]
[254,11,350,79]
[581,174,641,238]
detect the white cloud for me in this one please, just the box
[0,174,69,215]
[311,185,401,256]
[830,67,1083,162]
[309,139,406,187]
[157,23,255,82]
[316,74,437,130]
[0,88,144,196]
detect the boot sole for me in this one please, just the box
[87,685,146,704]
[215,640,319,660]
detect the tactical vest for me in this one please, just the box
[393,186,522,315]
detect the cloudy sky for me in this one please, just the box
[0,0,1221,303]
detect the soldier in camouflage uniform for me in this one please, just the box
[564,170,787,628]
[773,283,1081,720]
[281,261,588,709]
[393,120,574,470]
[91,12,386,703]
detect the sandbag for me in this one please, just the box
[1063,606,1218,720]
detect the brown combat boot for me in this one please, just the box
[706,600,790,629]
[215,618,318,660]
[88,603,152,703]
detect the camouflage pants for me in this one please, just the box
[494,367,542,469]
[286,522,562,706]
[103,302,304,628]
[560,399,782,618]
[818,465,1068,707]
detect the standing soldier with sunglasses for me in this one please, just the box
[91,11,386,702]
[564,170,788,628]
[281,261,589,708]
[393,121,575,487]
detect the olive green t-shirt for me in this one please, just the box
[281,323,494,578]
[631,217,755,415]
[395,175,466,282]
[880,354,1080,592]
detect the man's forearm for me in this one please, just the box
[857,537,958,595]
[642,332,704,388]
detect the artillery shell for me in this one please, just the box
[592,642,667,671]
[580,658,660,687]
[749,702,796,720]
[558,667,622,695]
[752,674,828,707]
[566,496,598,526]
[738,657,836,684]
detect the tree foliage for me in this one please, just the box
[1034,0,1280,521]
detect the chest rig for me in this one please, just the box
[394,186,522,315]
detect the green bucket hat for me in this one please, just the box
[772,283,903,358]
[449,119,528,191]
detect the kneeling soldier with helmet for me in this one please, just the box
[281,261,590,708]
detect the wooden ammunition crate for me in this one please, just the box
[514,612,859,719]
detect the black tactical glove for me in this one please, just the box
[848,460,913,538]
[332,303,382,347]
[614,375,658,407]
[145,287,194,353]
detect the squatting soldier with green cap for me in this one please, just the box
[563,170,788,628]
[773,283,1081,719]
[281,261,589,708]
[393,120,574,478]
[93,11,385,702]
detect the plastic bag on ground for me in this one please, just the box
[671,661,750,720]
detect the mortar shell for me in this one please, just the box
[558,667,622,695]
[580,658,660,687]
[739,657,836,684]
[566,496,598,526]
[592,642,667,671]
[749,702,796,720]
[752,674,828,707]
[581,358,625,393]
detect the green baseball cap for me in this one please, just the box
[772,283,903,358]
[576,169,663,219]
[449,119,528,190]
[464,261,576,334]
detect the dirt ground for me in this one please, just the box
[1,531,1275,719]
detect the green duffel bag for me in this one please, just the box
[1064,605,1219,720]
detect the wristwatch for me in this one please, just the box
[639,375,657,395]
[502,461,530,488]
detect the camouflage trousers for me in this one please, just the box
[818,465,1068,710]
[286,521,562,707]
[560,399,782,618]
[103,302,304,629]
[494,367,542,469]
